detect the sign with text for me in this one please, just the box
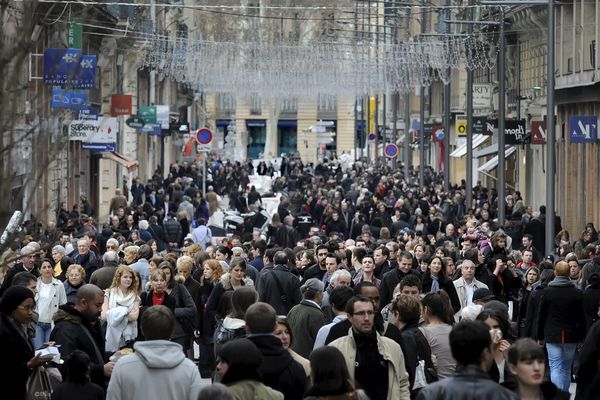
[51,89,88,110]
[110,94,132,116]
[68,117,118,143]
[531,120,546,145]
[77,108,99,120]
[473,117,485,135]
[569,116,597,143]
[473,83,492,109]
[486,119,529,144]
[43,48,96,88]
[156,105,170,129]
[66,19,82,48]
[139,106,157,124]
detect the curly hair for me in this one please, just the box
[201,259,224,285]
[109,265,140,295]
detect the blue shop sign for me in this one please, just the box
[51,89,88,110]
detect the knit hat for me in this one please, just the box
[472,288,495,303]
[0,286,35,314]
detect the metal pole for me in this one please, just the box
[361,96,366,159]
[404,92,411,180]
[383,93,387,160]
[202,155,206,198]
[497,7,506,226]
[466,0,474,210]
[419,0,426,187]
[443,0,451,191]
[354,98,358,162]
[392,92,398,169]
[546,0,556,256]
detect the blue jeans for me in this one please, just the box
[546,342,577,392]
[34,322,52,350]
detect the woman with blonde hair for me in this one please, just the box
[101,265,140,352]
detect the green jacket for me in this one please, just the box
[228,380,285,400]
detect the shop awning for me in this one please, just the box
[101,151,138,172]
[277,120,297,128]
[450,134,489,158]
[478,146,517,173]
[216,120,231,127]
[246,120,266,127]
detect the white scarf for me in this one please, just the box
[108,287,137,311]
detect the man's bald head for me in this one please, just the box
[75,284,104,321]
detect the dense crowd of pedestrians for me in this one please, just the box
[0,155,599,399]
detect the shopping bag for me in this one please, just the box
[26,366,62,400]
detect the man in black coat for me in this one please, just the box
[301,244,329,283]
[380,251,421,307]
[256,251,302,315]
[0,245,39,296]
[50,284,114,389]
[245,302,307,400]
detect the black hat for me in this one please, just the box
[472,288,495,303]
[0,286,35,314]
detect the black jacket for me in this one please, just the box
[582,276,600,330]
[380,268,422,308]
[50,305,107,388]
[0,313,34,400]
[523,282,547,339]
[247,334,307,400]
[421,271,461,314]
[576,320,600,400]
[301,263,326,284]
[537,278,586,343]
[0,263,39,296]
[51,382,105,400]
[256,265,302,315]
[503,380,569,400]
[415,366,519,400]
[399,320,437,397]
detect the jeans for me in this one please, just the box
[34,322,52,350]
[546,342,577,392]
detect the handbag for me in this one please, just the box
[412,359,428,390]
[26,366,62,400]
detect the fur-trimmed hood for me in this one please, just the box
[220,272,254,290]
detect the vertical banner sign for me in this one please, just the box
[455,115,467,137]
[155,105,170,129]
[110,95,133,116]
[67,19,82,49]
[473,117,485,135]
[569,116,598,143]
[530,121,547,145]
[369,96,377,136]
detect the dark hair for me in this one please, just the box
[421,290,454,325]
[229,287,258,319]
[449,320,492,367]
[352,247,368,263]
[141,305,175,340]
[305,346,355,396]
[138,244,153,260]
[476,308,510,341]
[12,272,37,288]
[275,316,295,346]
[400,274,422,291]
[428,255,450,282]
[64,350,91,384]
[463,248,480,265]
[158,261,176,288]
[325,253,341,265]
[508,338,545,365]
[252,239,267,255]
[245,302,276,334]
[217,246,232,257]
[398,250,413,261]
[264,248,278,263]
[345,295,373,315]
[375,245,390,258]
[353,280,376,295]
[218,338,263,385]
[273,251,289,265]
[330,286,354,312]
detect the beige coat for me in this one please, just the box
[330,329,410,400]
[453,277,489,311]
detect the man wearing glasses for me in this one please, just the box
[330,295,410,400]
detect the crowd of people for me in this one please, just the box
[0,154,599,400]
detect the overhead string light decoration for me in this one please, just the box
[141,31,498,97]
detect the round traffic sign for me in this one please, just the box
[457,124,466,134]
[368,133,376,141]
[196,128,213,145]
[384,143,399,158]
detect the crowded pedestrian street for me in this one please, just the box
[2,1,600,400]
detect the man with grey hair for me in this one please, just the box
[453,259,489,314]
[321,269,352,323]
[286,278,326,358]
[72,237,99,281]
[90,251,120,290]
[0,245,38,295]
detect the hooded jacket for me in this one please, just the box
[106,340,203,400]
